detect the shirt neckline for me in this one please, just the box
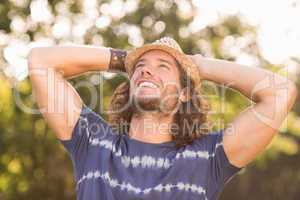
[122,133,176,148]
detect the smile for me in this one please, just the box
[138,81,159,89]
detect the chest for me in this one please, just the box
[78,145,212,198]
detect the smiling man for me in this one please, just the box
[28,37,298,200]
[127,49,191,144]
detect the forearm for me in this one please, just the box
[28,45,111,78]
[194,56,296,103]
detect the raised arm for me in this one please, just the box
[28,45,112,140]
[190,55,298,168]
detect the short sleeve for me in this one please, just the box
[207,129,244,186]
[59,103,114,178]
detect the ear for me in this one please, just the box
[179,87,191,103]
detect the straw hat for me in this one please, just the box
[124,36,202,90]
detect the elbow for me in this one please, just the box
[28,48,39,70]
[27,47,47,70]
[260,80,298,110]
[287,80,298,108]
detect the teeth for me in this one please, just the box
[138,81,158,88]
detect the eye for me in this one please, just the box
[159,64,170,70]
[135,63,144,69]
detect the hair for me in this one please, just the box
[108,58,212,149]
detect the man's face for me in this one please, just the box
[130,49,183,113]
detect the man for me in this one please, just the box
[28,37,298,200]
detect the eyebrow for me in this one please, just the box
[135,58,173,67]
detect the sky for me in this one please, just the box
[2,0,300,82]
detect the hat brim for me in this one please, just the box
[124,43,201,89]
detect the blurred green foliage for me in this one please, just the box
[0,0,299,199]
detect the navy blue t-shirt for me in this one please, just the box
[60,104,243,200]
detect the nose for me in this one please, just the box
[140,66,153,76]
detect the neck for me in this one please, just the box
[128,111,174,144]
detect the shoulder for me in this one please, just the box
[192,129,223,151]
[78,104,113,132]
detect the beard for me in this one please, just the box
[132,94,161,112]
[131,88,180,114]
